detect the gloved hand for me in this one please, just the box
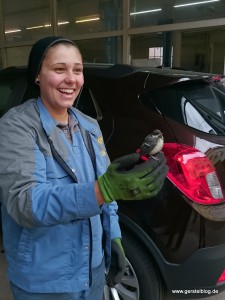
[98,151,168,203]
[106,238,126,287]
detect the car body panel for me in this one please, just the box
[82,65,225,292]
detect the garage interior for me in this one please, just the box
[0,0,225,74]
[1,1,225,300]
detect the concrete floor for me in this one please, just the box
[1,231,225,300]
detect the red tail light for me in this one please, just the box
[163,143,224,205]
[217,270,225,283]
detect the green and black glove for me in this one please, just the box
[98,151,168,203]
[106,238,126,287]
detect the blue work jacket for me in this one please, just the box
[0,98,121,292]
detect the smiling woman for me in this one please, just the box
[0,36,121,300]
[32,42,84,123]
[0,37,168,300]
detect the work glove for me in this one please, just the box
[106,238,126,287]
[98,151,168,203]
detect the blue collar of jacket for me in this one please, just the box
[36,97,99,138]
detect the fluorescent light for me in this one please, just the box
[5,29,21,34]
[26,21,69,30]
[75,14,100,23]
[26,25,43,30]
[58,21,69,25]
[174,0,219,8]
[130,8,162,16]
[76,17,99,23]
[26,25,51,30]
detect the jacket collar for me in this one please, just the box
[37,97,99,138]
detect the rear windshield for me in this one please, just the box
[145,81,225,135]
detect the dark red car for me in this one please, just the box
[1,64,225,300]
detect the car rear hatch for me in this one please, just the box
[144,72,225,221]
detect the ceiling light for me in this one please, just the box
[130,8,162,16]
[76,17,99,23]
[26,25,43,30]
[26,21,68,30]
[26,24,52,30]
[75,14,100,23]
[5,29,21,34]
[174,0,219,8]
[58,21,69,25]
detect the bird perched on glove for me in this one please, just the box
[138,129,164,160]
[98,128,167,203]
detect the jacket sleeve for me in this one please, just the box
[0,115,102,228]
[108,201,121,239]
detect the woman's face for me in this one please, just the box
[37,43,84,118]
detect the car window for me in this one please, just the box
[181,97,217,134]
[0,80,14,117]
[212,87,225,117]
[184,84,223,121]
[74,86,102,121]
[142,81,225,135]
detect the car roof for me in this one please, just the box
[83,63,215,91]
[83,63,212,78]
[0,64,215,91]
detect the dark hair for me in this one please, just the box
[27,36,78,86]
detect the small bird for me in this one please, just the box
[138,129,164,160]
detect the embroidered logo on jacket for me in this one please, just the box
[98,137,103,144]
